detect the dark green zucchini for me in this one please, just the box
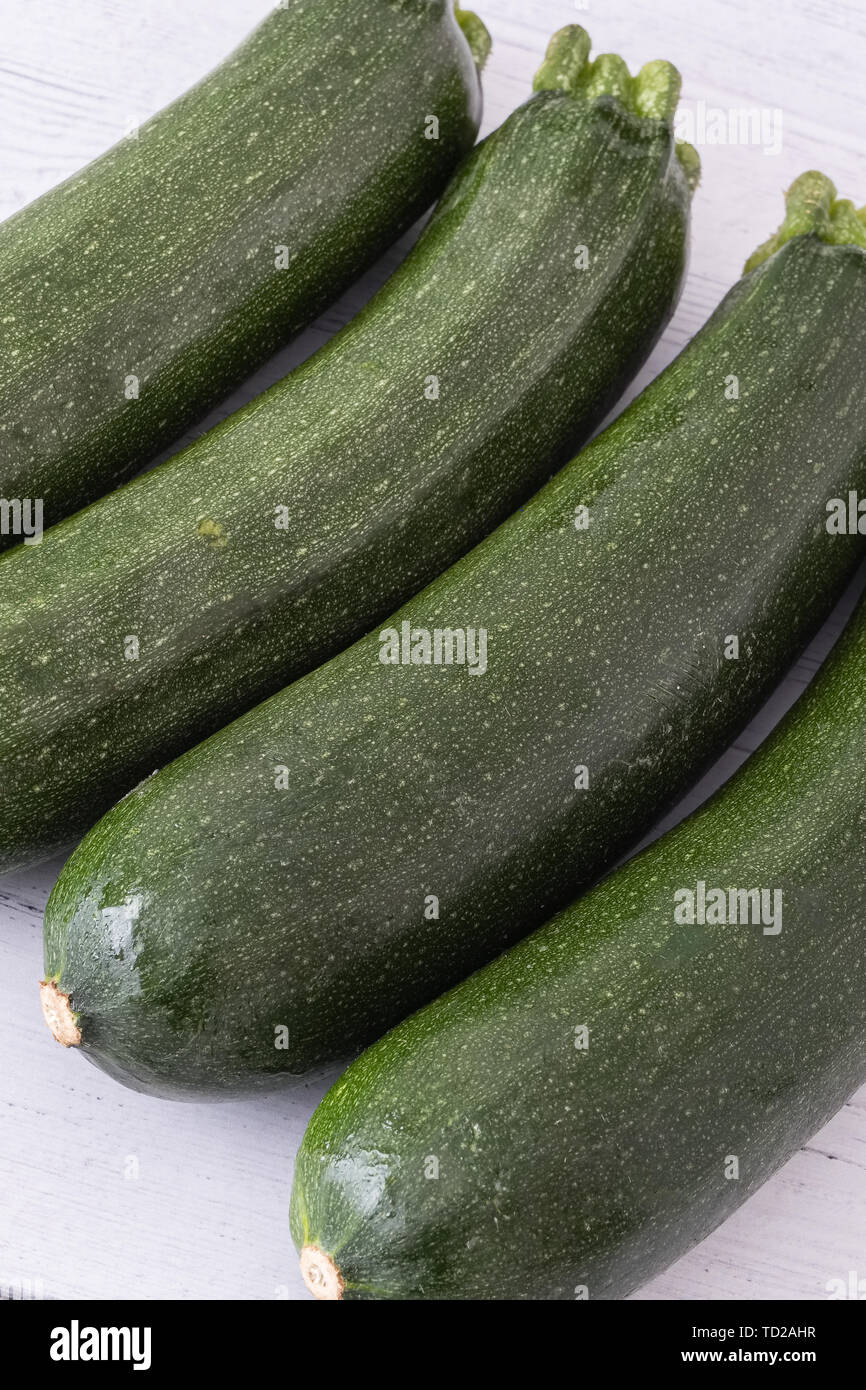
[290,586,866,1300]
[41,175,866,1101]
[2,26,696,871]
[0,1,487,545]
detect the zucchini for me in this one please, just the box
[289,587,866,1301]
[0,0,487,546]
[42,174,866,1101]
[2,26,696,871]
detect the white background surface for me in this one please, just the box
[1,0,865,1302]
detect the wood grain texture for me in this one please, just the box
[1,0,865,1302]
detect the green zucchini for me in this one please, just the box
[0,1,487,546]
[289,587,866,1301]
[41,175,866,1101]
[3,26,696,871]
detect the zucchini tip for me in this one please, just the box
[300,1245,344,1301]
[39,979,82,1048]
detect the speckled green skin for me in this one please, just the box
[0,1,484,543]
[3,80,692,871]
[292,593,866,1300]
[43,232,866,1099]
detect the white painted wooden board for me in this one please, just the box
[1,0,865,1302]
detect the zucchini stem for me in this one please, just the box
[675,140,701,194]
[634,58,681,120]
[533,25,698,194]
[533,25,592,98]
[745,171,866,272]
[534,25,683,122]
[454,7,491,71]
